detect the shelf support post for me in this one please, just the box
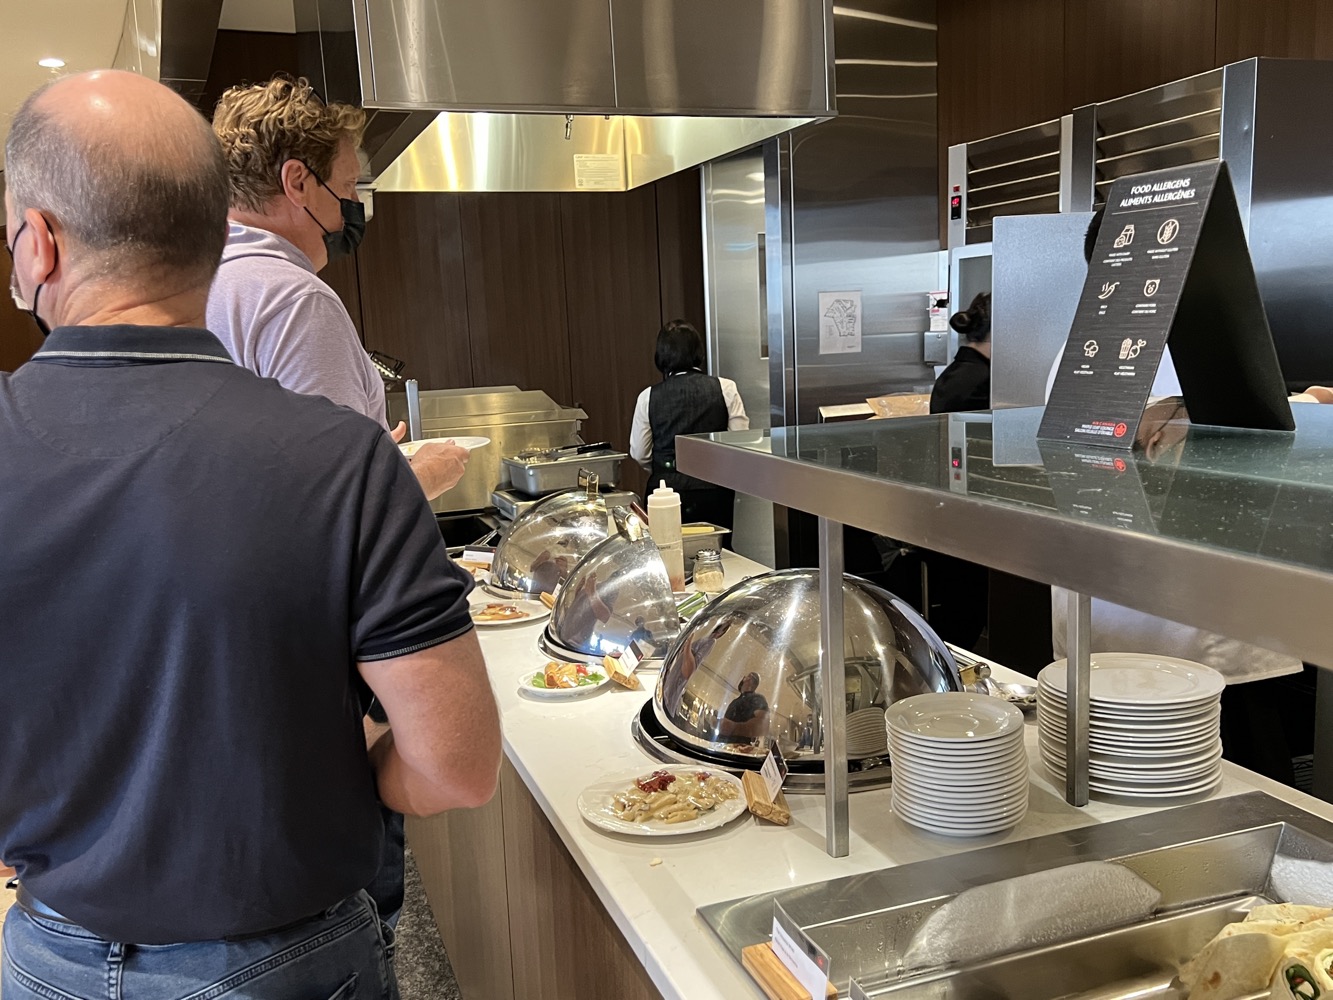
[818,516,850,857]
[1065,590,1091,806]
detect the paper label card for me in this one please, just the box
[772,901,831,1000]
[460,548,495,567]
[761,743,788,800]
[818,291,863,355]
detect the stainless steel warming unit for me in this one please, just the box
[384,385,581,520]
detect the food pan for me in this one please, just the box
[502,450,626,494]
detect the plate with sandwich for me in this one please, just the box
[519,661,611,699]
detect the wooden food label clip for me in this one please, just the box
[603,640,647,690]
[743,744,791,825]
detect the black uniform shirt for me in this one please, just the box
[0,325,474,943]
[929,345,991,414]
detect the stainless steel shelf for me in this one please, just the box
[678,410,1333,670]
[678,408,1333,854]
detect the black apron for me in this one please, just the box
[647,370,735,531]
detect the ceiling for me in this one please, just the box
[219,0,293,33]
[0,0,296,175]
[0,0,131,167]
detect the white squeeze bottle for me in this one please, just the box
[648,480,686,591]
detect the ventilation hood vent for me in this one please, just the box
[294,0,836,193]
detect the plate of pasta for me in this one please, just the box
[577,766,747,837]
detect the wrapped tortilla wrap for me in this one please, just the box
[1182,929,1288,999]
[1268,949,1333,998]
[1251,905,1333,925]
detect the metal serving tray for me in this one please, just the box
[699,791,1333,998]
[502,451,626,494]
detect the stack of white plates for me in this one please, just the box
[846,707,889,758]
[886,693,1029,837]
[1037,653,1225,801]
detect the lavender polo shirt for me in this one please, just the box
[206,223,387,428]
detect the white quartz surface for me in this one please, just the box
[472,551,1333,1000]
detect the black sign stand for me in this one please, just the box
[1039,161,1293,448]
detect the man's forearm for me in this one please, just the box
[367,728,498,816]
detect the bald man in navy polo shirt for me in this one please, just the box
[0,71,499,999]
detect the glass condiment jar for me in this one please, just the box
[692,549,726,594]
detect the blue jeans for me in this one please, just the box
[1,891,398,1000]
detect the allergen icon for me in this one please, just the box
[1119,338,1148,359]
[1157,219,1180,245]
[1097,281,1119,300]
[1084,340,1100,358]
[1144,279,1160,297]
[1114,224,1135,248]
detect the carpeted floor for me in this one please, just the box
[395,847,463,1000]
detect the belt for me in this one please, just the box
[14,882,345,941]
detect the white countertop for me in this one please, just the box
[472,550,1333,1000]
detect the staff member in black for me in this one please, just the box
[929,292,992,413]
[630,319,749,529]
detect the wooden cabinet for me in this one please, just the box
[407,759,663,1000]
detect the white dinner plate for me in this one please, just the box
[893,791,1029,821]
[1039,722,1221,750]
[1037,698,1221,726]
[1037,689,1221,720]
[885,746,1029,773]
[518,665,611,700]
[893,803,1028,837]
[891,762,1030,795]
[892,783,1028,814]
[577,766,746,837]
[469,595,551,628]
[887,693,1025,743]
[1038,708,1220,736]
[398,436,491,456]
[1039,735,1221,767]
[1041,759,1222,793]
[1040,754,1221,785]
[1034,704,1221,730]
[1038,654,1225,707]
[888,737,1026,764]
[893,774,1029,802]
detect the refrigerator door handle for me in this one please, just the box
[756,232,769,360]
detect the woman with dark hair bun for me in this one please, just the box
[630,319,749,530]
[929,292,992,414]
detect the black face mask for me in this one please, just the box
[301,162,366,261]
[5,219,52,337]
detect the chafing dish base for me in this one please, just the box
[699,790,1333,997]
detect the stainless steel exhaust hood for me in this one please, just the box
[294,0,836,193]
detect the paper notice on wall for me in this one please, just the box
[573,154,623,190]
[818,291,862,355]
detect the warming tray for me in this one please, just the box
[503,449,627,493]
[699,791,1333,998]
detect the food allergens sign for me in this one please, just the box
[1039,164,1218,448]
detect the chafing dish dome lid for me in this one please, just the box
[544,509,681,659]
[490,486,613,598]
[653,569,961,761]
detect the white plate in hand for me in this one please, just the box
[399,436,491,456]
[577,766,746,837]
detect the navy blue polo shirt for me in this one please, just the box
[0,325,474,944]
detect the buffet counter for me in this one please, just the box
[409,549,1333,1000]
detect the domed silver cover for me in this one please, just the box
[542,509,681,659]
[653,569,961,762]
[490,487,611,598]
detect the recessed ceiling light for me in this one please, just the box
[38,58,65,69]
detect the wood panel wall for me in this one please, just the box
[0,229,46,373]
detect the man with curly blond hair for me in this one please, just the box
[207,76,468,501]
[206,76,470,935]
